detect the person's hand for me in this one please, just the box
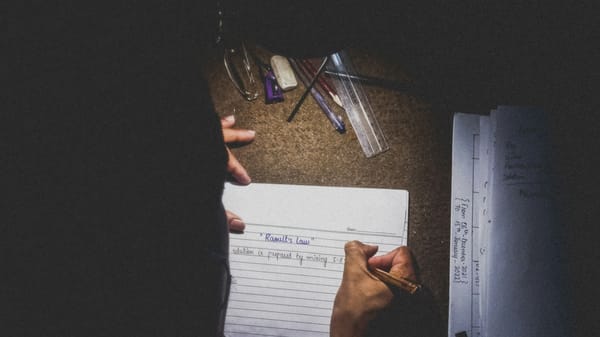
[330,242,417,337]
[367,245,418,284]
[225,210,245,233]
[221,115,255,233]
[221,115,255,185]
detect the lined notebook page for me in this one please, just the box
[222,183,409,337]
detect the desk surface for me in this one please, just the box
[204,36,596,335]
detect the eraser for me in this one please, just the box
[270,55,297,91]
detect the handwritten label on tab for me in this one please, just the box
[451,198,471,285]
[449,113,483,337]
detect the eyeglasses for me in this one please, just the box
[223,43,259,101]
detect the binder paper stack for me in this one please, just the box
[448,106,571,337]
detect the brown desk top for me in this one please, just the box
[204,38,597,335]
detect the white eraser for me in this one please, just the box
[270,55,297,91]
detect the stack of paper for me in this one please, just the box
[448,106,570,337]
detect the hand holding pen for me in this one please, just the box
[330,241,420,337]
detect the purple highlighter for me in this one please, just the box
[264,70,284,104]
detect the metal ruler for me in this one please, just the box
[327,51,389,158]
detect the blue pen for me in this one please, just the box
[289,58,346,134]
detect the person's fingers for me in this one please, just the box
[368,247,417,281]
[368,249,396,269]
[220,114,254,184]
[222,128,256,144]
[220,115,236,128]
[227,147,251,185]
[220,115,256,144]
[388,247,417,281]
[226,210,245,233]
[367,246,410,269]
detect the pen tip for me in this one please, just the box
[337,121,346,134]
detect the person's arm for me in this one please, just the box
[330,241,417,337]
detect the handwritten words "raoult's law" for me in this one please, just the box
[261,233,313,245]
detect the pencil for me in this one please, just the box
[300,59,343,107]
[371,268,421,294]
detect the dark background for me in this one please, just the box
[205,2,598,335]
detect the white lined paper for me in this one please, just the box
[222,183,408,337]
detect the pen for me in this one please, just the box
[287,56,329,123]
[371,268,421,294]
[288,58,346,134]
[300,59,343,108]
